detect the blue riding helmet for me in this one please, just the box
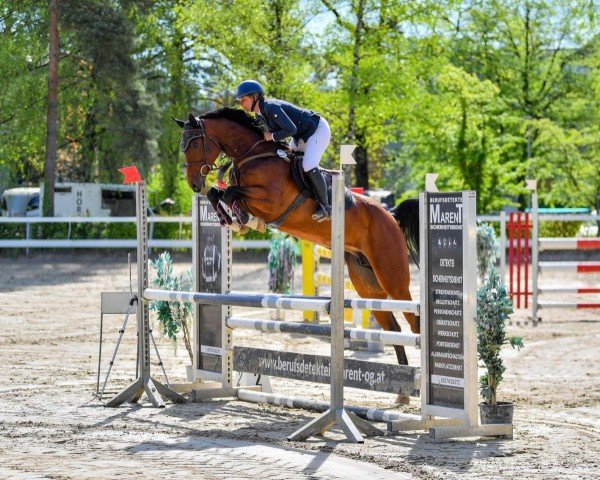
[235,80,264,100]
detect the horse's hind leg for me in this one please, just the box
[344,253,409,366]
[345,253,412,405]
[362,218,420,335]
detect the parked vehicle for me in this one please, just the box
[0,187,40,217]
[1,183,136,217]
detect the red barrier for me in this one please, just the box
[577,239,600,250]
[579,288,600,294]
[578,263,600,273]
[508,211,531,308]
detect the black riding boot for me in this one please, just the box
[306,167,331,222]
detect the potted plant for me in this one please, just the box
[267,233,299,320]
[477,223,500,284]
[149,252,194,380]
[476,267,524,424]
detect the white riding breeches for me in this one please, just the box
[289,118,331,172]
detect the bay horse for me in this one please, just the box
[174,108,421,402]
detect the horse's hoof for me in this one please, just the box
[394,394,411,406]
[235,210,249,225]
[239,213,249,225]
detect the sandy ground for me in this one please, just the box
[0,251,599,479]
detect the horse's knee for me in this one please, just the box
[207,187,222,207]
[222,187,238,205]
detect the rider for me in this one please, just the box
[235,79,331,222]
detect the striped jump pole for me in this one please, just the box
[538,301,600,309]
[538,261,600,273]
[225,316,421,347]
[238,389,422,424]
[539,238,600,251]
[161,288,421,314]
[539,287,600,294]
[144,288,331,313]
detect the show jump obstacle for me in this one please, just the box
[107,162,511,442]
[508,180,600,320]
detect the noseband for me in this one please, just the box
[180,118,223,177]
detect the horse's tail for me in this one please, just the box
[389,198,420,268]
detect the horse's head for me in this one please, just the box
[173,113,222,194]
[174,108,266,193]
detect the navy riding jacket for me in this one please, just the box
[257,98,321,142]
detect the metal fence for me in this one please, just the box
[1,213,597,254]
[0,216,269,251]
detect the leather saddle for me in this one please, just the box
[289,153,356,210]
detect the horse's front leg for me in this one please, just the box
[221,186,249,225]
[207,187,232,226]
[222,186,266,233]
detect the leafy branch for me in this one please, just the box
[149,252,193,363]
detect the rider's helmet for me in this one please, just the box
[235,80,265,100]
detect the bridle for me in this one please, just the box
[180,117,276,177]
[180,118,224,177]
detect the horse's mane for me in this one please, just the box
[200,107,264,136]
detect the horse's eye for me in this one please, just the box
[191,140,200,148]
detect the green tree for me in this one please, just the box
[449,0,600,208]
[0,2,50,188]
[58,0,159,183]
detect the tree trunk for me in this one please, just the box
[347,0,368,188]
[44,0,59,216]
[163,24,187,199]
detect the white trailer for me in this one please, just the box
[1,183,135,217]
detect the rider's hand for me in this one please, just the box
[264,132,274,141]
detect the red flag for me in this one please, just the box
[118,166,142,184]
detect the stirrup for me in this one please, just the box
[312,205,331,222]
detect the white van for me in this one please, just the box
[0,187,40,217]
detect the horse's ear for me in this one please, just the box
[171,116,185,129]
[188,113,199,128]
